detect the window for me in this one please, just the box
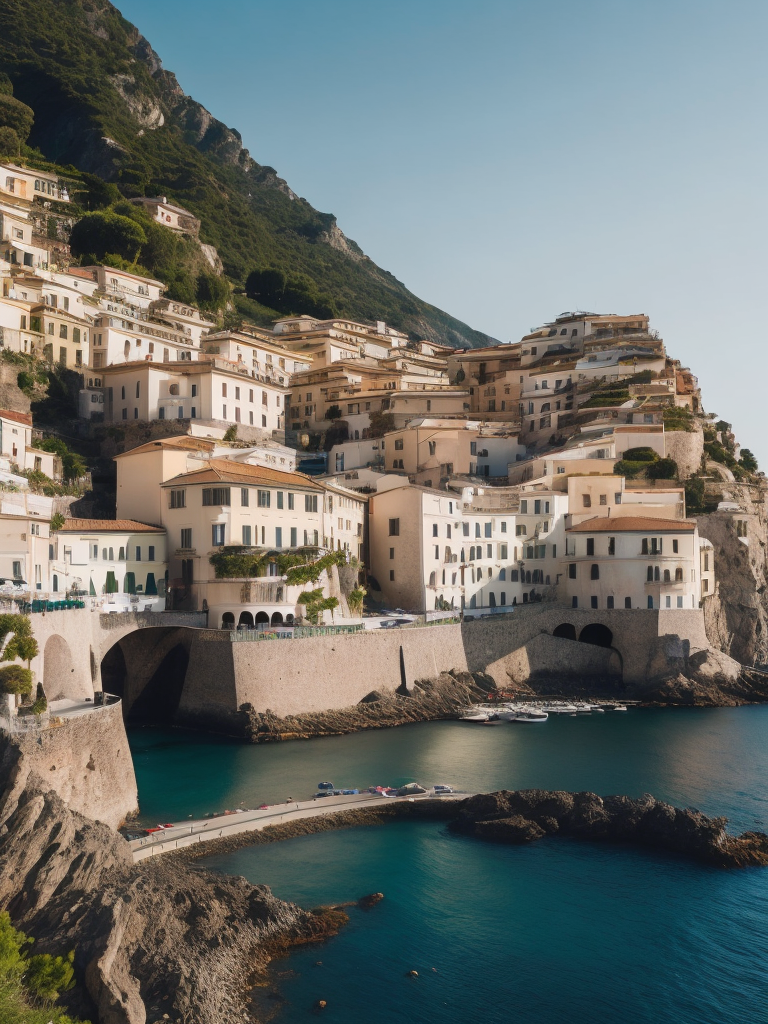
[586,538,595,556]
[475,523,481,538]
[212,524,225,546]
[135,546,142,561]
[235,387,240,400]
[433,523,438,537]
[582,494,591,508]
[121,386,126,400]
[159,408,166,420]
[591,596,598,609]
[428,440,436,456]
[607,596,614,609]
[394,438,404,450]
[703,578,709,593]
[591,564,600,580]
[676,595,683,608]
[434,545,440,559]
[389,547,395,560]
[222,383,227,397]
[169,489,186,509]
[12,560,21,579]
[608,537,615,556]
[180,529,192,549]
[642,538,649,554]
[501,521,507,533]
[288,493,295,510]
[241,488,249,507]
[568,563,577,579]
[305,494,318,513]
[192,385,197,397]
[516,525,526,536]
[665,595,671,608]
[672,539,679,553]
[389,518,400,536]
[257,490,270,508]
[572,597,578,608]
[276,527,283,547]
[499,543,508,560]
[148,546,155,561]
[704,552,709,571]
[647,566,654,582]
[73,327,80,344]
[599,494,607,505]
[290,527,297,546]
[484,522,492,538]
[463,523,469,537]
[202,488,231,506]
[615,493,622,504]
[520,500,528,514]
[389,570,395,581]
[136,381,141,398]
[262,415,267,428]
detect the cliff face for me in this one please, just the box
[0,770,339,1024]
[0,704,138,831]
[699,481,768,667]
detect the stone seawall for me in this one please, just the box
[169,606,744,730]
[0,702,138,830]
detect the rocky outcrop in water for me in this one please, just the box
[0,771,344,1024]
[450,790,768,868]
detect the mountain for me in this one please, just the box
[0,0,495,347]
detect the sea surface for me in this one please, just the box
[128,708,768,1024]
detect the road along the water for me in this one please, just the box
[129,790,467,861]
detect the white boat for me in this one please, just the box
[511,709,548,723]
[612,704,628,712]
[540,703,578,715]
[459,710,491,722]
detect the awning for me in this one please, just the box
[123,571,136,594]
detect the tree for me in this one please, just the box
[0,125,20,158]
[69,210,147,264]
[196,271,229,311]
[297,588,339,625]
[685,476,706,513]
[222,425,237,442]
[0,664,32,697]
[622,447,659,463]
[366,411,395,438]
[32,438,87,480]
[740,449,758,473]
[326,405,342,421]
[646,457,678,480]
[24,949,75,1001]
[50,512,66,532]
[0,92,34,143]
[348,586,366,616]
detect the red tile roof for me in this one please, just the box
[0,409,32,426]
[161,458,324,491]
[57,519,164,533]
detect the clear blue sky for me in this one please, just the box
[118,0,767,466]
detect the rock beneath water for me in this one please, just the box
[473,815,546,844]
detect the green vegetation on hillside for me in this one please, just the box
[0,0,493,346]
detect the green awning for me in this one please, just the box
[89,577,96,596]
[145,573,157,595]
[105,570,117,594]
[123,571,136,594]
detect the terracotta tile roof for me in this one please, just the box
[567,516,695,533]
[57,519,164,533]
[114,435,216,459]
[0,409,32,426]
[161,458,324,491]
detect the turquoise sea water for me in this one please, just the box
[128,708,768,1023]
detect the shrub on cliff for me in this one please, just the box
[0,911,85,1023]
[0,664,32,697]
[69,209,147,264]
[646,457,678,480]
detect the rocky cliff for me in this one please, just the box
[0,771,344,1024]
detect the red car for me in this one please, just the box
[259,804,269,810]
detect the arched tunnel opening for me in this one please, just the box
[553,623,578,641]
[128,644,189,725]
[100,629,193,727]
[578,623,614,648]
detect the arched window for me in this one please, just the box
[591,564,600,580]
[654,566,660,582]
[221,612,235,629]
[647,565,654,582]
[499,568,506,580]
[108,547,114,560]
[469,594,476,608]
[429,571,436,586]
[444,547,452,563]
[663,569,671,583]
[461,549,466,563]
[675,567,683,581]
[489,593,497,607]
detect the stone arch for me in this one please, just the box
[578,623,614,648]
[271,612,284,625]
[221,612,235,629]
[553,622,577,640]
[43,634,84,699]
[238,611,254,627]
[255,611,270,625]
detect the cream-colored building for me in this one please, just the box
[91,358,287,431]
[384,419,525,485]
[54,518,167,610]
[201,329,310,381]
[0,409,60,480]
[563,516,710,610]
[128,197,200,236]
[369,481,525,613]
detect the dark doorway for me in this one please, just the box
[100,641,127,699]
